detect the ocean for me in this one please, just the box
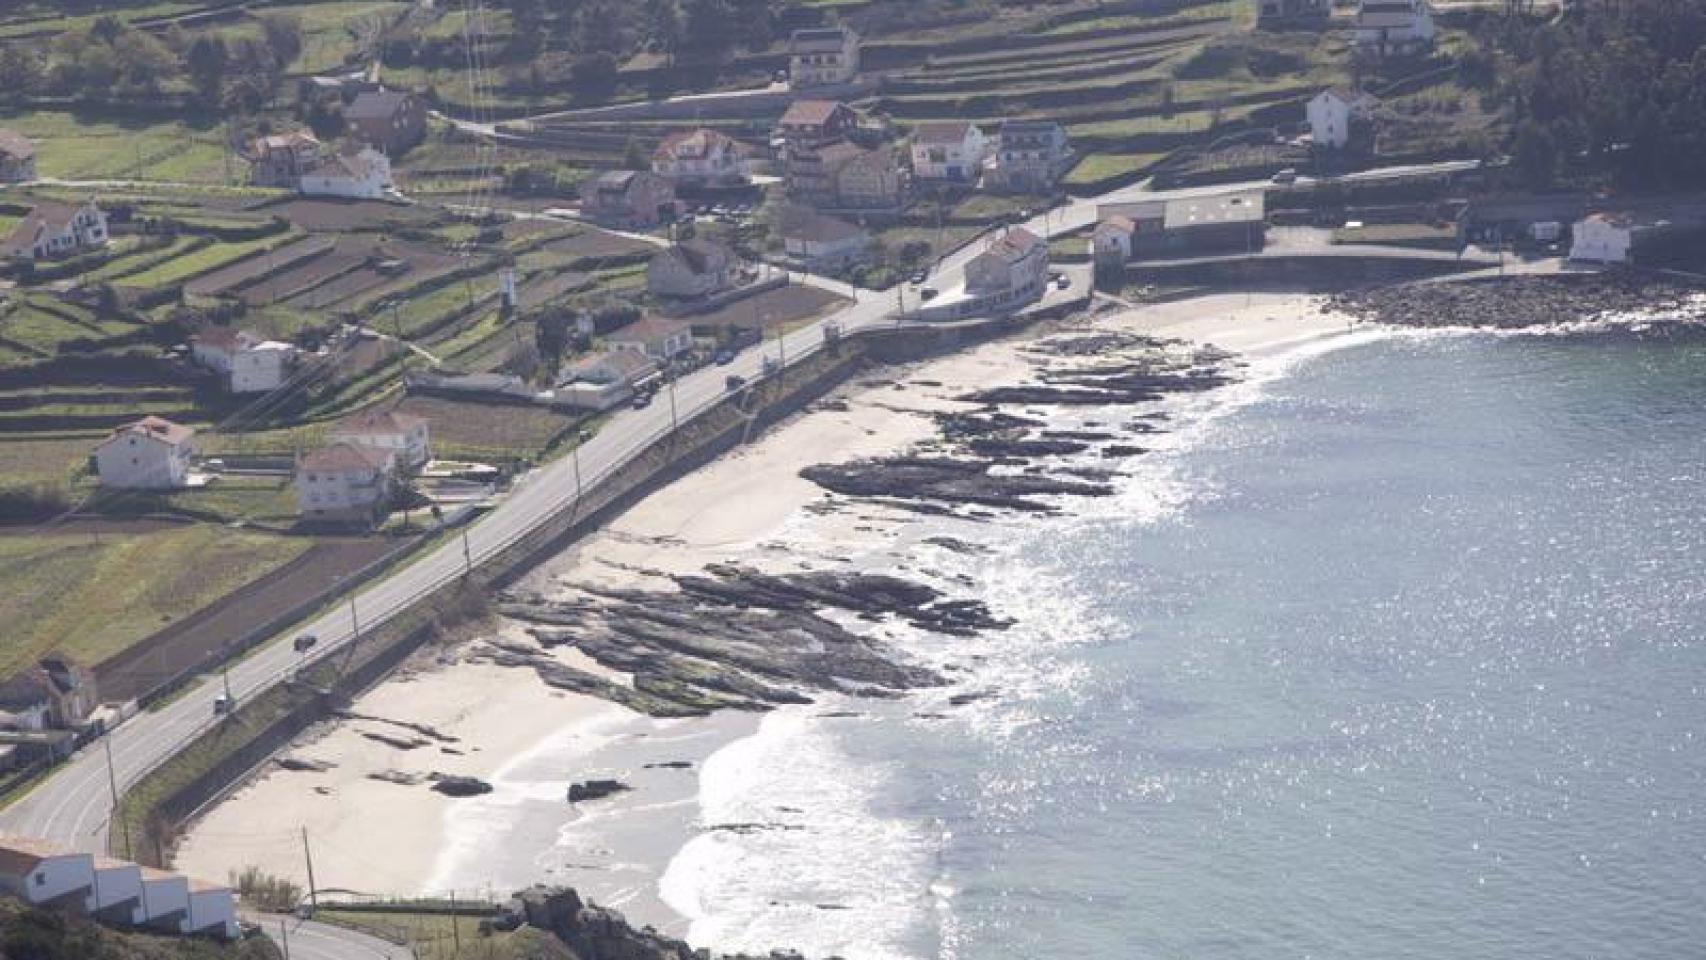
[659,330,1706,959]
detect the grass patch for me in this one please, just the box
[0,525,311,677]
[1064,151,1168,186]
[118,235,295,289]
[0,109,232,184]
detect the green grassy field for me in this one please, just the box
[0,110,232,184]
[0,524,311,677]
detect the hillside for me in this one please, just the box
[0,897,277,960]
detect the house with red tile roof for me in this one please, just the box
[93,416,195,490]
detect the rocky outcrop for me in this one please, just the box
[498,886,803,960]
[567,779,630,803]
[430,774,494,797]
[493,566,967,718]
[1329,274,1706,330]
[802,456,1115,513]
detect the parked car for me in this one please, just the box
[632,392,653,409]
[1271,168,1298,184]
[1055,274,1072,290]
[726,374,747,392]
[920,287,939,301]
[293,633,318,653]
[213,695,233,716]
[714,349,736,366]
[909,270,929,285]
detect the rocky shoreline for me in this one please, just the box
[481,328,1240,721]
[1329,272,1706,331]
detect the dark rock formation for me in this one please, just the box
[802,456,1114,513]
[276,757,334,773]
[430,774,494,797]
[1329,274,1706,331]
[492,564,994,718]
[567,779,630,803]
[501,885,804,960]
[360,731,429,751]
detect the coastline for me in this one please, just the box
[172,290,1355,939]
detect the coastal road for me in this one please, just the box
[258,915,409,960]
[0,160,1480,958]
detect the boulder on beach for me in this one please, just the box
[567,779,630,804]
[430,774,494,797]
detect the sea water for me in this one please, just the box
[663,330,1706,959]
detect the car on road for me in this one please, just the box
[213,695,233,715]
[631,392,653,409]
[293,634,318,653]
[726,374,747,392]
[714,349,736,365]
[1271,168,1298,184]
[920,287,939,301]
[1055,274,1072,290]
[909,270,929,285]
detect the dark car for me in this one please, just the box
[293,633,318,653]
[920,287,940,301]
[632,392,653,409]
[725,374,747,392]
[714,349,736,366]
[909,270,929,285]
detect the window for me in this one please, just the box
[34,873,44,886]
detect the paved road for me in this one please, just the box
[257,915,408,960]
[0,156,1476,955]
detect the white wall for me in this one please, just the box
[95,435,191,489]
[0,853,95,908]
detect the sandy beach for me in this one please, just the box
[173,291,1352,926]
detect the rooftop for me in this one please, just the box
[333,408,427,437]
[1163,191,1266,230]
[101,415,195,449]
[913,122,979,146]
[780,99,851,129]
[656,128,738,160]
[780,205,868,243]
[300,441,395,473]
[345,89,414,121]
[0,129,35,161]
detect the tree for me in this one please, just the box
[185,33,229,106]
[682,0,738,60]
[570,50,620,100]
[572,0,625,54]
[1511,120,1557,187]
[0,45,42,101]
[644,0,684,63]
[258,13,304,69]
[623,135,649,170]
[111,29,176,94]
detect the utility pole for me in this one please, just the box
[667,378,679,437]
[450,890,462,953]
[279,919,291,960]
[349,595,361,640]
[300,827,319,914]
[461,528,474,578]
[104,737,133,861]
[222,669,234,705]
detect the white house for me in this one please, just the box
[94,416,195,490]
[1353,0,1435,54]
[647,240,736,299]
[1307,87,1379,150]
[90,856,146,924]
[556,349,660,410]
[1091,216,1137,266]
[0,201,108,261]
[328,408,431,471]
[184,878,239,939]
[779,205,870,266]
[653,129,751,188]
[0,836,95,910]
[298,146,393,200]
[296,442,398,526]
[232,340,297,393]
[988,120,1073,192]
[909,122,989,184]
[966,227,1050,309]
[1567,212,1678,264]
[788,26,861,87]
[193,327,296,394]
[607,317,695,364]
[137,867,190,932]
